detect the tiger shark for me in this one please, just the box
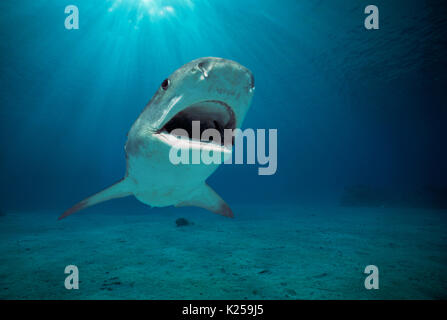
[59,57,254,220]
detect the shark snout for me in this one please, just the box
[194,57,254,92]
[139,57,254,134]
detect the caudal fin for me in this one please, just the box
[58,178,132,220]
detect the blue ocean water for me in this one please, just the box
[0,0,446,299]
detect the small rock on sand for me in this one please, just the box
[176,218,193,227]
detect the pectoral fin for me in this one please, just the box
[58,178,132,220]
[176,184,234,218]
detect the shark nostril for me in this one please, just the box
[249,74,255,89]
[198,61,211,78]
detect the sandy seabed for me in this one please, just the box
[1,205,446,299]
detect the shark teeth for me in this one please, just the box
[159,100,236,146]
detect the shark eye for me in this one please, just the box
[161,78,170,90]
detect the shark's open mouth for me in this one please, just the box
[159,100,236,146]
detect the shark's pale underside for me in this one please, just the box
[59,57,254,220]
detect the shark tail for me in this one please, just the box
[58,178,132,220]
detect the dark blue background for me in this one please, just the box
[1,0,446,211]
